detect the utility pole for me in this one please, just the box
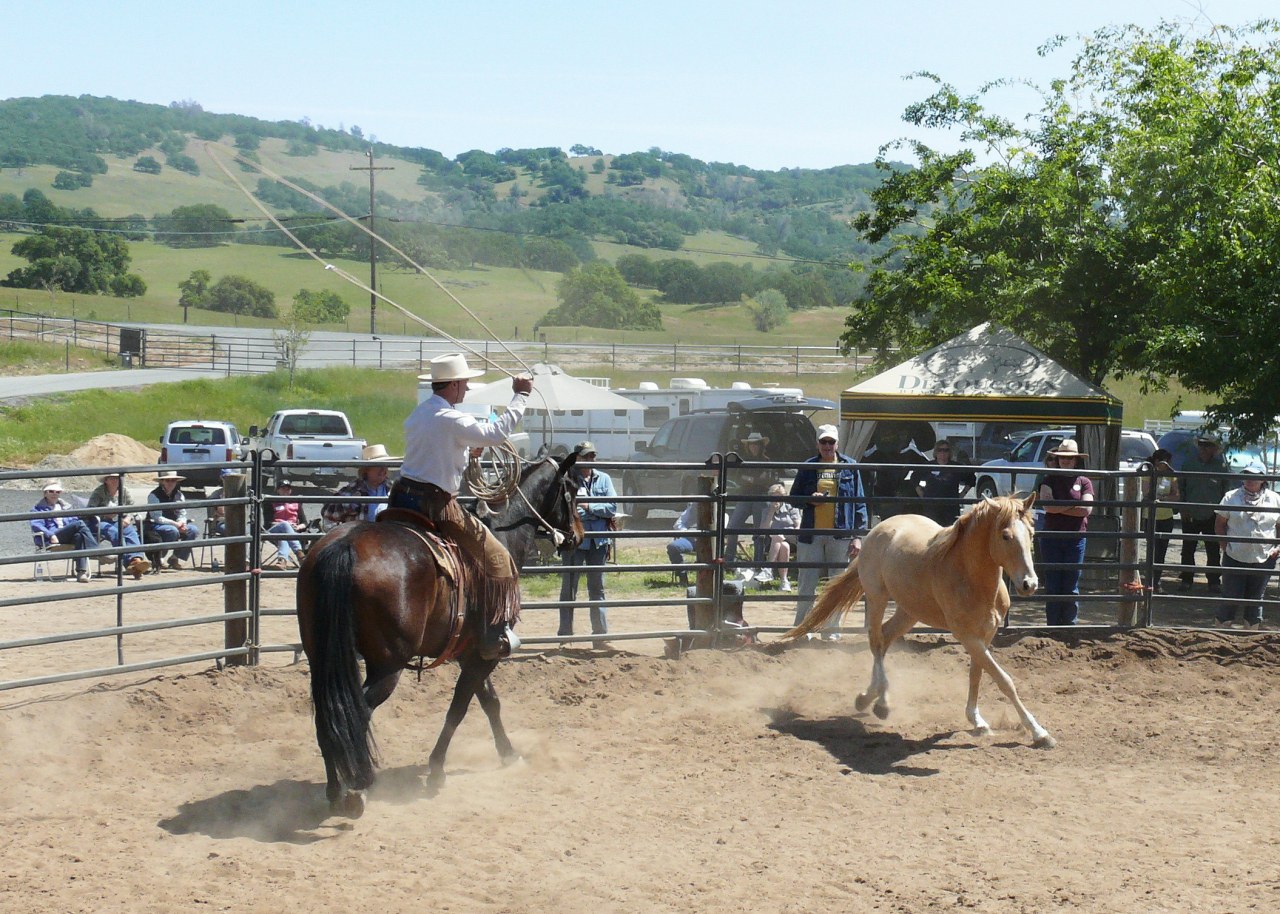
[350,148,393,335]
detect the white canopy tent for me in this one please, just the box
[461,363,647,459]
[840,323,1123,469]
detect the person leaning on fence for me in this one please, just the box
[757,482,800,592]
[87,473,151,579]
[1143,448,1180,593]
[1177,434,1230,594]
[145,470,200,570]
[1213,465,1280,629]
[321,443,398,527]
[789,424,869,639]
[558,441,617,648]
[1038,439,1094,626]
[29,480,95,583]
[913,438,976,526]
[389,352,532,661]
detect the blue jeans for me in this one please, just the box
[147,522,198,560]
[100,520,145,564]
[46,518,94,573]
[1218,554,1276,625]
[1040,534,1086,626]
[268,521,303,561]
[559,542,609,636]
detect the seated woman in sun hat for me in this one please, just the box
[145,470,200,570]
[29,479,97,583]
[87,473,151,578]
[322,443,400,527]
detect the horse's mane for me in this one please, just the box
[930,496,1030,558]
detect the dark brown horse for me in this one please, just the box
[296,454,583,817]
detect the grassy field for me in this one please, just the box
[0,343,1203,468]
[0,228,850,345]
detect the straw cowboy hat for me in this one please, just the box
[361,443,399,462]
[418,352,485,383]
[741,431,770,446]
[155,470,186,482]
[1046,439,1088,459]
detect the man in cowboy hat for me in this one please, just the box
[1039,439,1094,625]
[391,352,534,659]
[145,470,200,570]
[322,443,400,527]
[29,480,97,583]
[1176,433,1230,593]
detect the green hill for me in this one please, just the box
[0,94,900,341]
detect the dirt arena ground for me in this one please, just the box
[3,570,1280,913]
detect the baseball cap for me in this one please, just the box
[816,424,839,443]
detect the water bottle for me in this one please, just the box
[34,559,45,583]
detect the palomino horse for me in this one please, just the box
[296,454,584,817]
[786,493,1055,748]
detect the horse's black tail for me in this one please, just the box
[307,537,376,791]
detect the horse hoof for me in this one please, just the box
[501,751,524,768]
[425,767,445,795]
[331,790,366,819]
[872,702,890,720]
[1033,733,1057,750]
[854,693,873,712]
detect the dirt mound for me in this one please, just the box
[17,434,160,489]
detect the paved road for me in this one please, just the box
[0,368,225,401]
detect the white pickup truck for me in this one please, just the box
[245,409,366,486]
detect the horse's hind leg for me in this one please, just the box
[473,664,521,766]
[856,606,915,720]
[425,656,489,791]
[962,638,1055,749]
[364,667,402,711]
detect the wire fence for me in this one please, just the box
[2,452,1272,693]
[0,308,873,377]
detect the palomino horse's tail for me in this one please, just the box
[783,560,864,640]
[307,537,376,792]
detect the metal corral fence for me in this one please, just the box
[2,453,1271,693]
[0,308,873,377]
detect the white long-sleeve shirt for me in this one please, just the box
[400,392,528,493]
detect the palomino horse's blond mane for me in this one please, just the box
[931,495,1033,559]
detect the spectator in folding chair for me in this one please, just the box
[757,483,801,592]
[87,473,151,579]
[29,480,95,583]
[321,443,398,528]
[145,470,199,570]
[262,478,310,568]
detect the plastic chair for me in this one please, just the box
[33,533,75,581]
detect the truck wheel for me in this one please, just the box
[976,477,1000,501]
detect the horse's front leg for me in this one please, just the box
[473,664,521,766]
[425,656,489,791]
[963,649,991,734]
[964,638,1055,749]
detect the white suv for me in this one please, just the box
[974,428,1157,498]
[159,420,245,488]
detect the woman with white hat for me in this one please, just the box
[29,480,96,583]
[1038,439,1094,625]
[391,352,534,660]
[145,470,200,570]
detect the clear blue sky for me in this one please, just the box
[4,1,1275,170]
